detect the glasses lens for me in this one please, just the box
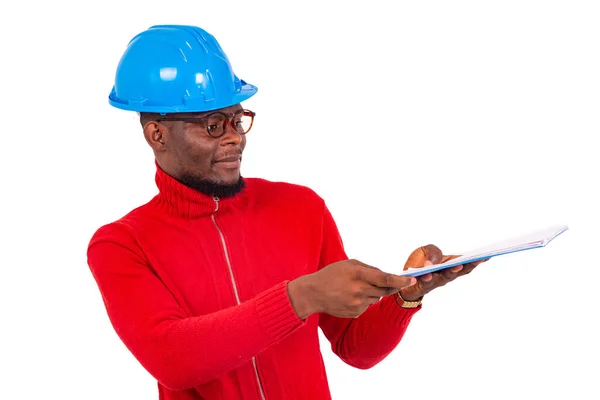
[201,110,254,137]
[206,113,227,137]
[234,111,254,134]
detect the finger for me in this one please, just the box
[447,259,485,280]
[440,266,463,281]
[421,244,444,264]
[416,261,460,286]
[362,285,400,298]
[440,257,484,277]
[406,271,444,298]
[411,260,479,296]
[449,265,463,273]
[359,267,416,289]
[434,262,476,284]
[471,258,490,266]
[454,261,479,277]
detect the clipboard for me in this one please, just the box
[399,224,569,277]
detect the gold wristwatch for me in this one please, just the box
[397,291,423,309]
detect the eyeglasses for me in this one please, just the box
[156,109,255,138]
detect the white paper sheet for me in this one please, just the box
[399,224,569,277]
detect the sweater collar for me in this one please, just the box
[154,161,248,219]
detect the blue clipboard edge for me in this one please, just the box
[399,225,569,278]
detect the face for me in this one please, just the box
[144,104,247,187]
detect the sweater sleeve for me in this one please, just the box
[317,204,421,369]
[87,223,304,390]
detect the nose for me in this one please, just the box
[220,121,243,146]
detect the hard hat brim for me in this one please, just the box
[109,83,258,114]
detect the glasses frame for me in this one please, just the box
[156,109,256,138]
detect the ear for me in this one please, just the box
[143,121,166,151]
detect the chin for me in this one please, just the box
[215,172,241,185]
[179,171,245,198]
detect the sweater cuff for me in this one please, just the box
[378,294,421,328]
[255,281,305,344]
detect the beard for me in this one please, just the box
[177,173,246,198]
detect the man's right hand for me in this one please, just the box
[287,260,416,320]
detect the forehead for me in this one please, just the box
[167,104,243,119]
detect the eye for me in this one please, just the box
[205,124,224,136]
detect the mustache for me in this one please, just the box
[213,149,243,161]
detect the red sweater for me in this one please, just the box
[87,165,420,400]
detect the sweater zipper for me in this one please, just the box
[212,196,267,400]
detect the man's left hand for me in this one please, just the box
[398,244,487,302]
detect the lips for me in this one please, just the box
[214,155,241,163]
[214,154,242,169]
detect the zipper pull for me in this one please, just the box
[213,196,220,212]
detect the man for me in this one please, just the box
[87,24,484,400]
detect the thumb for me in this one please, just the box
[403,244,444,271]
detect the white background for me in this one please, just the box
[1,1,599,399]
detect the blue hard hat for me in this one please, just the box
[108,25,257,113]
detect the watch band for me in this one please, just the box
[397,291,423,308]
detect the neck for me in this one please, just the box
[154,164,250,219]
